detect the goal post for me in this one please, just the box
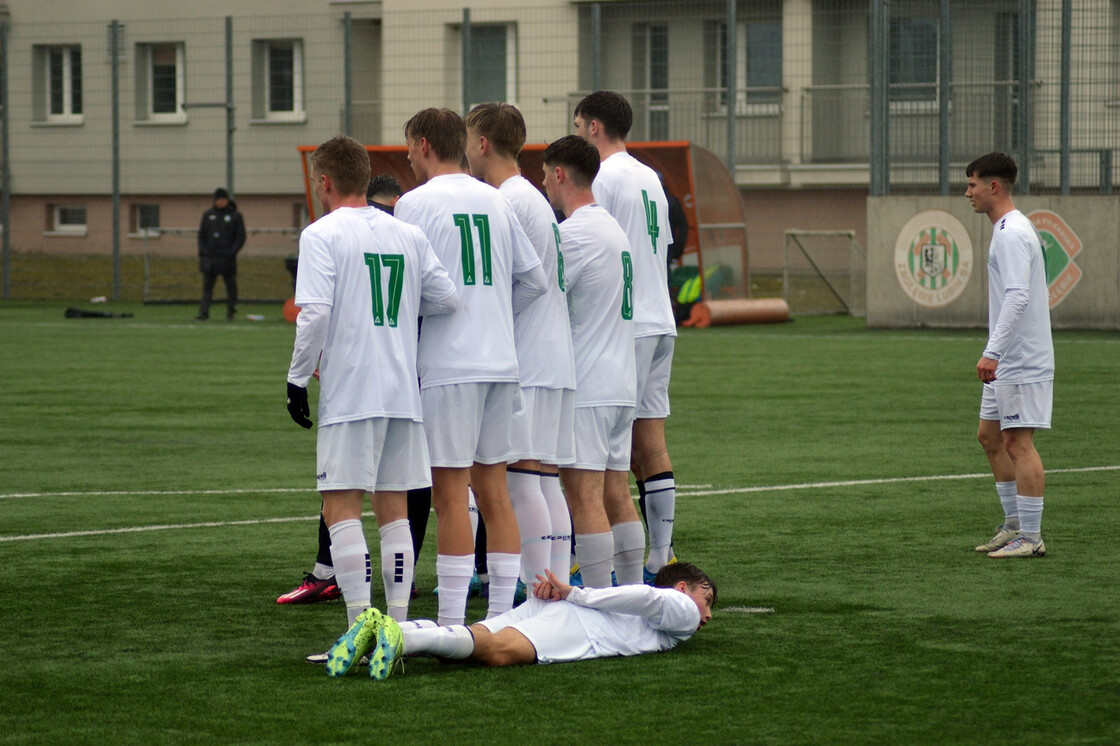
[782,230,867,317]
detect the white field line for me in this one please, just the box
[672,464,1120,498]
[0,484,714,501]
[1,466,1116,544]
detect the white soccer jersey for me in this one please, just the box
[592,152,677,339]
[289,206,458,426]
[500,175,576,390]
[562,584,700,657]
[986,209,1055,384]
[396,173,544,389]
[560,203,637,408]
[480,583,700,663]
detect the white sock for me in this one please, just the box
[402,624,475,659]
[611,521,646,585]
[328,518,371,627]
[378,519,414,622]
[996,481,1019,528]
[486,552,521,618]
[574,532,614,588]
[398,619,438,632]
[507,469,552,583]
[1017,495,1043,537]
[312,562,335,581]
[643,472,676,571]
[435,554,474,626]
[541,473,572,580]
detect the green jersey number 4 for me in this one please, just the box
[363,253,405,327]
[453,213,493,286]
[641,189,660,254]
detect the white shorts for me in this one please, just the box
[634,334,674,419]
[422,382,520,467]
[979,381,1053,430]
[570,405,635,471]
[316,418,431,492]
[509,387,576,466]
[478,596,594,664]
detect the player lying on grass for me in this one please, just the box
[324,561,715,679]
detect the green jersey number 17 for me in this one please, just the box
[363,253,405,327]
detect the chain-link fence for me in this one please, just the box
[1,1,1118,301]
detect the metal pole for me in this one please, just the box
[870,0,889,196]
[938,0,951,196]
[461,8,471,114]
[343,12,353,136]
[1059,0,1071,195]
[591,3,601,91]
[226,17,234,195]
[1017,0,1031,192]
[111,20,122,301]
[1,18,10,299]
[725,0,737,175]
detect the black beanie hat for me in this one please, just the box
[213,188,231,201]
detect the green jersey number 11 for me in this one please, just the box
[453,213,493,286]
[641,189,660,254]
[363,253,405,327]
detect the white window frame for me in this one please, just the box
[145,43,187,124]
[462,23,518,109]
[47,204,88,237]
[47,45,83,124]
[711,20,782,118]
[129,203,161,239]
[889,16,940,115]
[266,40,305,122]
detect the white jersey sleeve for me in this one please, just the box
[566,584,701,638]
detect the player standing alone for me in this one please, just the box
[575,91,676,581]
[965,152,1054,558]
[395,108,549,623]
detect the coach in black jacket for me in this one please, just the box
[196,188,246,321]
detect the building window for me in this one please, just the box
[632,24,670,140]
[48,204,87,236]
[32,45,83,124]
[252,40,305,122]
[135,43,186,123]
[890,16,938,108]
[706,20,782,115]
[130,204,160,237]
[463,24,517,107]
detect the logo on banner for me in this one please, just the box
[1027,209,1082,308]
[894,211,973,308]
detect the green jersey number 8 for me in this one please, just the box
[363,253,405,327]
[621,250,634,320]
[453,213,493,286]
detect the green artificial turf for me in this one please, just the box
[1,303,1117,744]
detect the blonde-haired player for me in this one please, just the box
[465,102,577,588]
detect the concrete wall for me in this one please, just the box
[868,196,1120,329]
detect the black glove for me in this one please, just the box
[286,382,313,429]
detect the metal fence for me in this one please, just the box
[1,1,1118,300]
